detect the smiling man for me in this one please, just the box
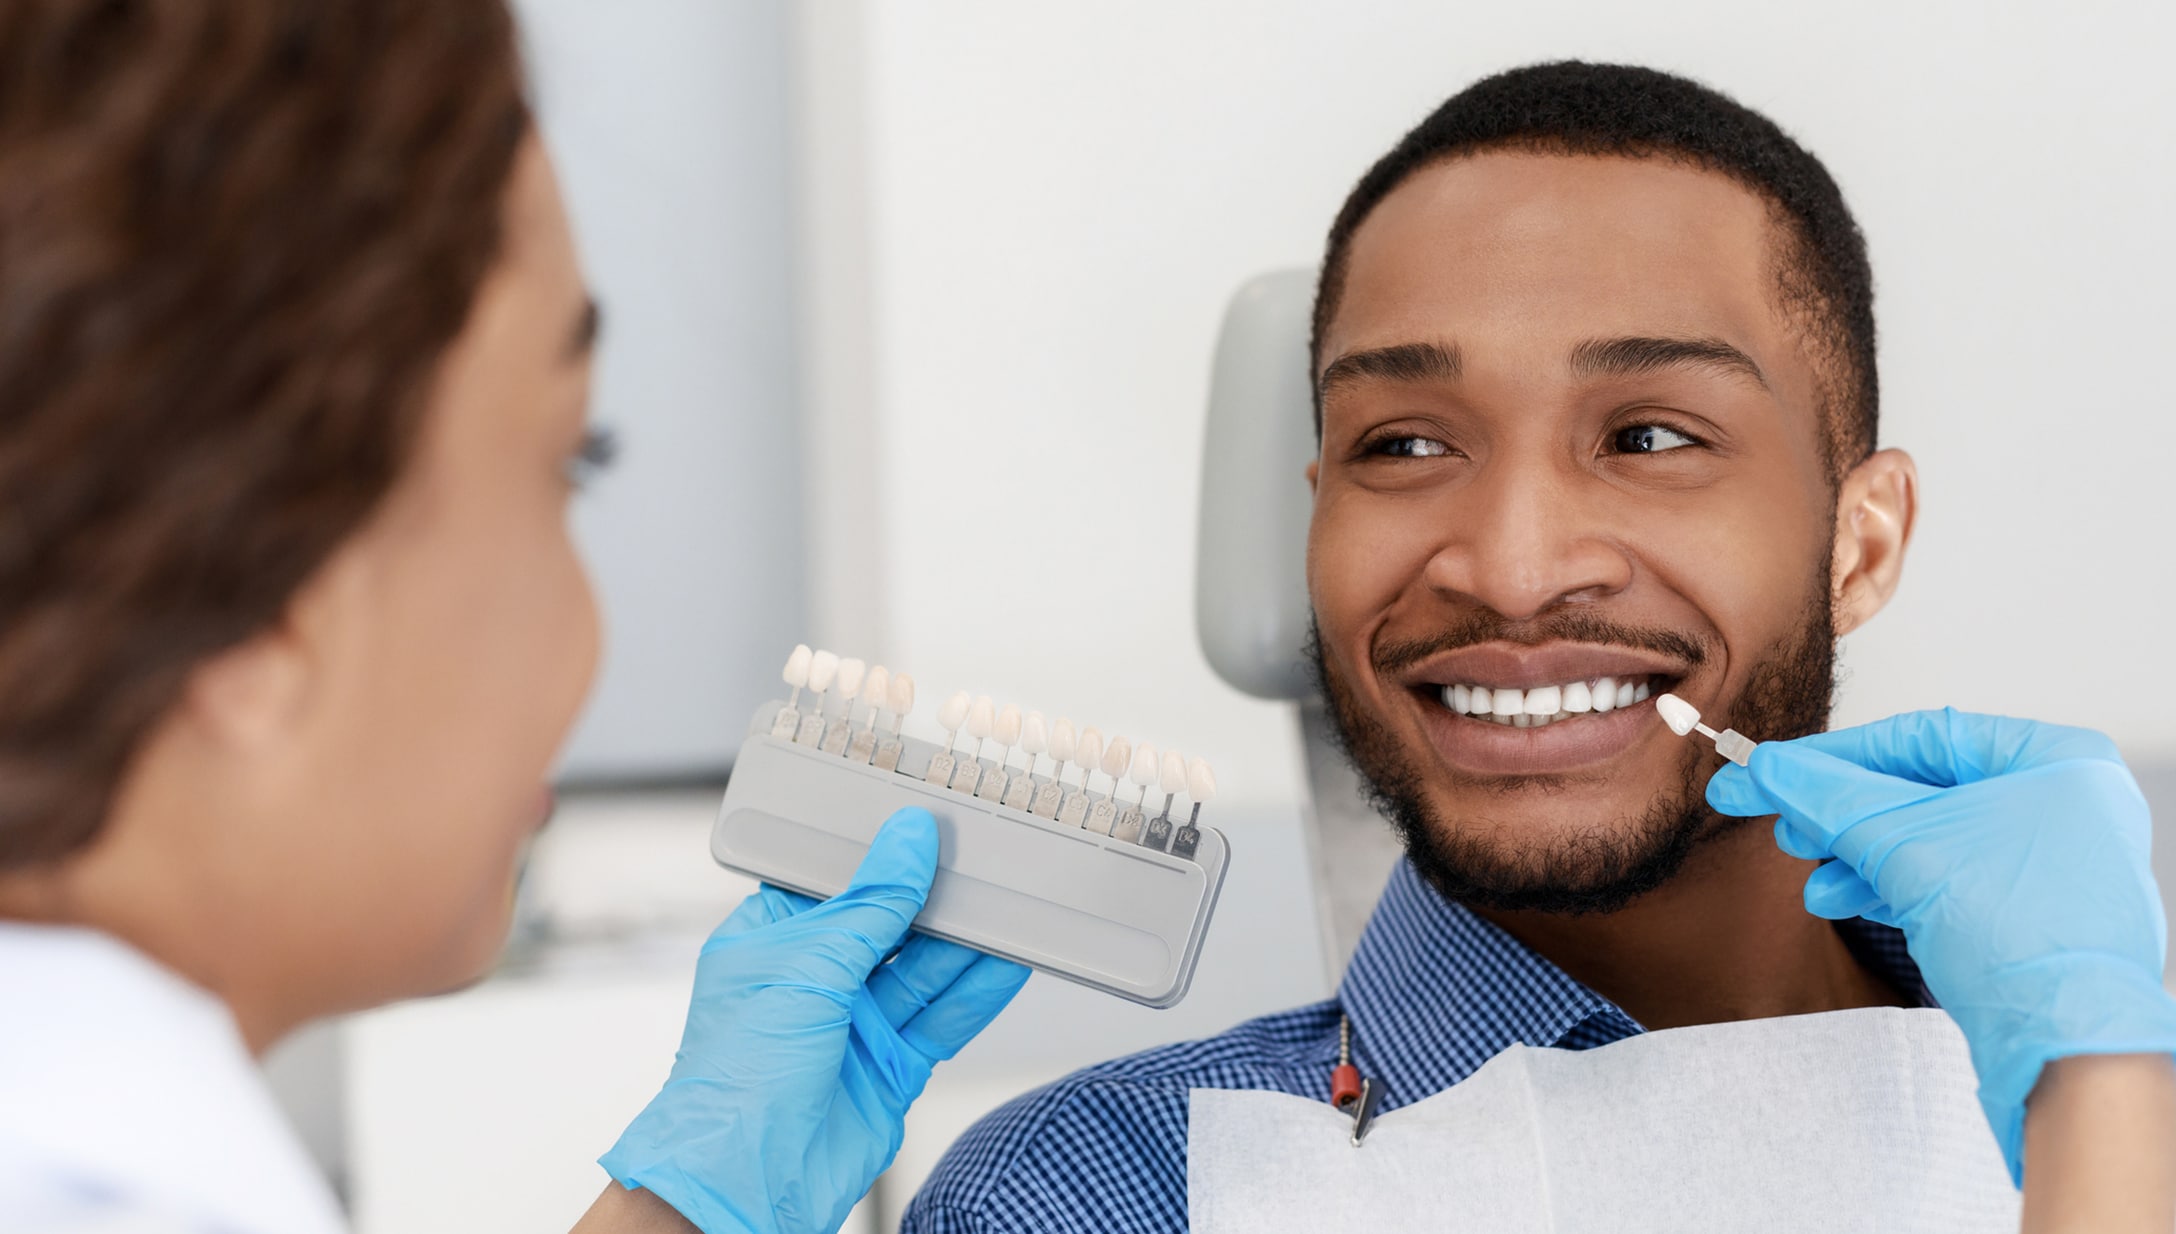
[904,61,1923,1234]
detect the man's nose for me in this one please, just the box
[1418,461,1633,620]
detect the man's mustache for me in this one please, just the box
[1372,609,1713,677]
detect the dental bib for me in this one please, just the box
[1187,1007,2016,1234]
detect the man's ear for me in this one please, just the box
[1305,457,1319,494]
[1830,448,1918,637]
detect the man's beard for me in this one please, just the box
[1309,582,1837,917]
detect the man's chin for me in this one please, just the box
[1387,758,1725,916]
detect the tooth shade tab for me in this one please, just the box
[1021,711,1049,755]
[1049,718,1078,762]
[937,690,971,732]
[834,658,867,700]
[1186,757,1216,802]
[1102,735,1132,779]
[1128,742,1159,786]
[1562,681,1593,713]
[1075,728,1105,773]
[1656,692,1701,736]
[783,645,813,688]
[860,665,889,706]
[1160,750,1187,794]
[807,650,840,693]
[888,673,916,717]
[994,703,1023,746]
[1656,691,1758,767]
[967,695,995,741]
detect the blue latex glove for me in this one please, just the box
[601,807,1030,1234]
[1706,708,2176,1183]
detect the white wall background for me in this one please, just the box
[801,0,2176,819]
[522,0,804,779]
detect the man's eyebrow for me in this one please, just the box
[1567,335,1768,390]
[565,296,601,362]
[1317,340,1463,399]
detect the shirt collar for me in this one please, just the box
[1336,859,1641,1110]
[1334,859,1930,1113]
[0,922,347,1234]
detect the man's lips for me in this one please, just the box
[1395,642,1696,776]
[1399,641,1693,691]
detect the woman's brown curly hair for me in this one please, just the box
[0,0,530,866]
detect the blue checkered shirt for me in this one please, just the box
[901,857,1930,1234]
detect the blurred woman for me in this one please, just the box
[0,5,1022,1232]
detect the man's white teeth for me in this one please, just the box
[1438,676,1654,727]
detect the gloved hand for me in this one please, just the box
[1705,708,2176,1182]
[600,807,1030,1234]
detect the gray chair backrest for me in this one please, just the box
[1196,269,1403,977]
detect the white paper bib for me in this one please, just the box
[1188,1007,2017,1234]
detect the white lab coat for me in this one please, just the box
[0,922,347,1234]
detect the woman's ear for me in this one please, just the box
[180,621,315,752]
[179,544,368,753]
[1830,448,1918,637]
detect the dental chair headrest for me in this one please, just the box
[1194,269,1318,702]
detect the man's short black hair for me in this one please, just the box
[1312,61,1878,473]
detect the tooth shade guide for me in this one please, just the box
[764,646,1222,862]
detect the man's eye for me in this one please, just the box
[1612,424,1700,454]
[1367,435,1454,459]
